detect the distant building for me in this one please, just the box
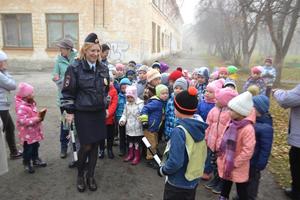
[0,0,183,64]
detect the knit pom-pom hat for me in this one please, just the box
[174,87,198,115]
[17,82,34,98]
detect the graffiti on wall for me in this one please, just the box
[107,41,130,63]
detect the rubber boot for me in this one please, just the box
[33,157,47,167]
[123,147,134,162]
[131,148,140,165]
[23,160,35,174]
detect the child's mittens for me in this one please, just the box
[139,114,149,130]
[142,122,148,130]
[119,120,126,126]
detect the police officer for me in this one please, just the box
[61,33,109,192]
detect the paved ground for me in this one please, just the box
[0,54,289,200]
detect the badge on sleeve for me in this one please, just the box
[64,75,71,87]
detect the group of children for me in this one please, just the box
[12,56,276,200]
[102,58,275,200]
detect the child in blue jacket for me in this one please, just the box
[250,95,274,199]
[115,78,131,156]
[158,87,208,200]
[140,84,169,169]
[164,77,188,141]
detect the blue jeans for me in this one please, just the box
[23,141,39,162]
[60,107,69,151]
[204,148,213,174]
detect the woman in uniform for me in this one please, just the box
[61,33,109,192]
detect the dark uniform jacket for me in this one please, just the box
[61,59,110,114]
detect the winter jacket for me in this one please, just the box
[106,85,118,125]
[261,66,276,86]
[274,84,300,148]
[0,70,16,110]
[243,77,266,95]
[164,94,177,140]
[143,83,156,104]
[140,96,165,133]
[251,113,273,171]
[196,100,215,122]
[137,79,147,100]
[15,96,44,145]
[52,51,77,106]
[205,106,232,152]
[61,59,110,113]
[217,111,256,183]
[196,82,207,100]
[161,117,208,189]
[120,98,144,137]
[113,80,120,93]
[116,92,127,121]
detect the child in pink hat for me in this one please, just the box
[119,85,144,165]
[204,87,238,194]
[15,82,47,174]
[196,79,224,181]
[243,66,266,95]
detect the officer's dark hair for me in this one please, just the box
[101,44,110,52]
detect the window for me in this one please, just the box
[2,14,33,48]
[152,22,156,53]
[46,14,79,49]
[162,33,164,51]
[157,25,161,53]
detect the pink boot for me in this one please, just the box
[123,147,134,162]
[131,148,141,165]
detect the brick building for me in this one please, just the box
[0,0,183,64]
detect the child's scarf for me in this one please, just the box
[218,119,251,179]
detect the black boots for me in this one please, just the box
[23,160,35,174]
[77,176,97,192]
[10,150,23,160]
[77,176,86,192]
[86,176,97,191]
[99,149,115,159]
[33,158,47,167]
[60,148,67,159]
[107,149,114,159]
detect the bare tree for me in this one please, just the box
[265,0,300,84]
[239,0,266,69]
[195,0,266,68]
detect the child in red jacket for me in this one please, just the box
[99,75,118,159]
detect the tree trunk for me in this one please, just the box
[242,53,250,70]
[274,50,284,86]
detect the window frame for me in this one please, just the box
[1,13,33,49]
[152,22,156,53]
[45,13,79,50]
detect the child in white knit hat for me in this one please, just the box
[217,91,256,200]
